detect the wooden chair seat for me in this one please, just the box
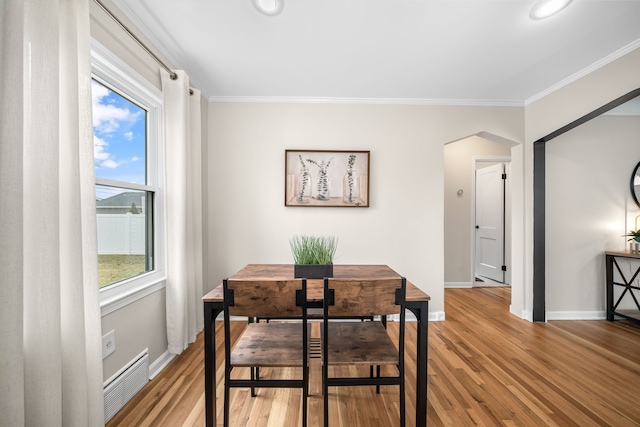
[231,322,310,367]
[321,321,399,366]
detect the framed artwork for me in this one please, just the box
[285,150,370,207]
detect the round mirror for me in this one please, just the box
[632,161,640,208]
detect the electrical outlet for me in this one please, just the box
[102,330,116,359]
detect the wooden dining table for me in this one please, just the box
[202,264,430,426]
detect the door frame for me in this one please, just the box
[471,156,511,286]
[532,88,640,322]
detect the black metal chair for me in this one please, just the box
[223,278,309,427]
[321,277,406,427]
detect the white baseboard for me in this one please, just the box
[149,349,175,380]
[510,306,533,322]
[445,282,472,288]
[380,310,445,322]
[515,310,607,321]
[429,311,445,321]
[546,311,606,321]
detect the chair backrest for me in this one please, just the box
[223,278,307,318]
[324,277,405,318]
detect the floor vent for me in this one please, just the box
[104,351,149,424]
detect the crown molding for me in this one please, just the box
[525,38,640,106]
[207,95,524,107]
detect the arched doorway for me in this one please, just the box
[444,132,524,317]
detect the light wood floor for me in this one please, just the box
[106,287,640,426]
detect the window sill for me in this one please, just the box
[100,274,166,317]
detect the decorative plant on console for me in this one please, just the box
[307,157,332,201]
[289,234,337,278]
[625,229,640,243]
[624,214,640,244]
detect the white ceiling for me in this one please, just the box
[113,0,640,105]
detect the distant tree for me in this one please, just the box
[129,202,139,214]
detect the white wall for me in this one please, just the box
[546,114,640,318]
[524,47,640,320]
[101,289,167,380]
[207,102,524,317]
[444,136,511,284]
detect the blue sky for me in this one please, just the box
[92,80,146,199]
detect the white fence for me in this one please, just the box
[97,213,146,255]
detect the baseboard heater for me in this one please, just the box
[104,350,149,424]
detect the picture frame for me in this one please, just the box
[285,149,370,207]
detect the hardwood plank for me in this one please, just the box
[107,287,640,426]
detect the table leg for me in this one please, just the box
[606,255,614,321]
[204,303,223,427]
[409,301,428,427]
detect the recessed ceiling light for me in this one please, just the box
[252,0,284,16]
[530,0,572,20]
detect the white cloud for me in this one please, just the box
[92,81,145,171]
[94,136,110,161]
[131,156,140,162]
[100,159,119,169]
[94,135,121,169]
[91,80,110,104]
[91,80,142,134]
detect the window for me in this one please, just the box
[92,41,165,314]
[93,80,151,287]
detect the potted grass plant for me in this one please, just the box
[289,234,337,278]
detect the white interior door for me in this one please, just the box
[475,163,505,283]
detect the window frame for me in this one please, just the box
[91,40,166,316]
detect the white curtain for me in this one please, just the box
[0,0,104,426]
[161,70,204,355]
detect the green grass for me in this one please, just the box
[289,235,337,265]
[98,254,147,288]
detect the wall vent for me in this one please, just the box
[104,351,149,424]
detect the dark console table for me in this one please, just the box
[606,250,640,322]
